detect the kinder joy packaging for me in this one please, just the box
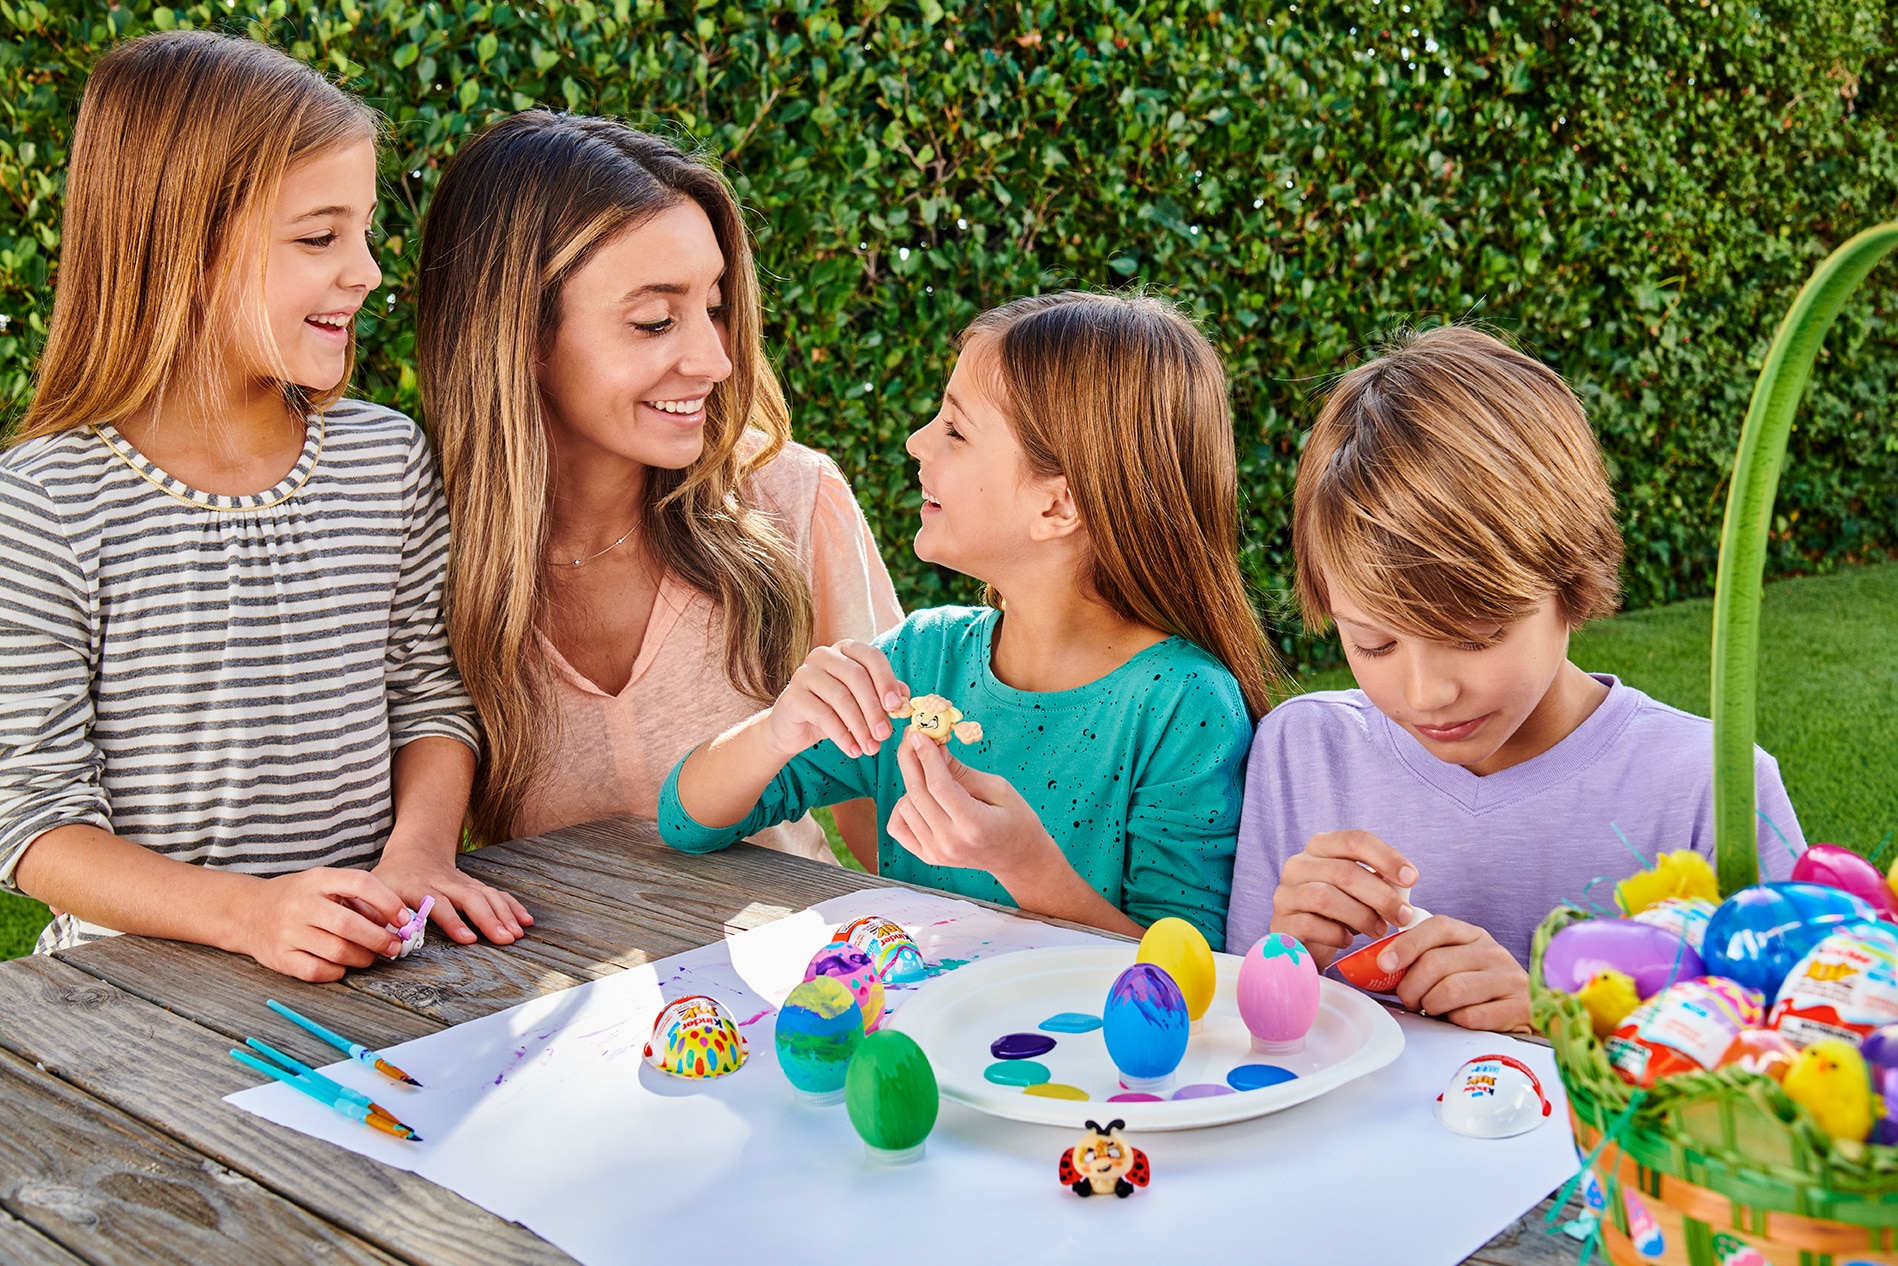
[1767,923,1898,1048]
[1605,977,1764,1088]
[1629,898,1715,953]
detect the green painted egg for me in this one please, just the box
[844,1029,938,1160]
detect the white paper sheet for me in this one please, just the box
[229,888,1578,1264]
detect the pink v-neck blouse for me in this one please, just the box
[514,441,903,860]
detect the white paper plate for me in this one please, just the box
[886,944,1404,1131]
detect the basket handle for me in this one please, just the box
[1710,222,1898,895]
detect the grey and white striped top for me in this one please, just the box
[0,399,479,947]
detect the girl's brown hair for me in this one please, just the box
[963,292,1278,720]
[14,31,376,444]
[418,111,813,847]
[1292,324,1623,640]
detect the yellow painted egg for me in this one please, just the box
[1136,917,1216,1022]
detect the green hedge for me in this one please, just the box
[2,0,1893,665]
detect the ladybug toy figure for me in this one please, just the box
[1058,1119,1150,1198]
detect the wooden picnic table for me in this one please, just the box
[0,818,1581,1264]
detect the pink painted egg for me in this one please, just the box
[1237,933,1320,1054]
[803,941,887,1031]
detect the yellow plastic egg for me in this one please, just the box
[1136,917,1216,1023]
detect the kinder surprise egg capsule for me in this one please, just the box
[1701,882,1877,997]
[774,977,865,1103]
[804,942,886,1031]
[1135,918,1216,1025]
[1767,922,1898,1048]
[1434,1053,1553,1139]
[845,1029,939,1163]
[1237,933,1321,1054]
[644,995,749,1079]
[837,915,929,985]
[1718,1028,1799,1082]
[1542,918,1704,999]
[1604,977,1763,1088]
[1102,963,1191,1092]
[1628,897,1716,953]
[1791,844,1898,920]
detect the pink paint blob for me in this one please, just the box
[1238,933,1321,1053]
[1108,1092,1165,1102]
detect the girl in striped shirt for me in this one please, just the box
[0,32,529,979]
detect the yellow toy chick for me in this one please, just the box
[1783,1038,1877,1143]
[890,694,982,746]
[1616,850,1719,916]
[1577,969,1642,1038]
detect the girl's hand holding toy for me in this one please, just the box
[370,852,530,948]
[1271,829,1418,965]
[241,866,413,982]
[764,639,910,762]
[1375,915,1531,1033]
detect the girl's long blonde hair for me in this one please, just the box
[965,292,1279,720]
[418,112,814,847]
[13,31,375,444]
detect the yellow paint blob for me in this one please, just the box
[1022,1082,1089,1101]
[1136,917,1216,1021]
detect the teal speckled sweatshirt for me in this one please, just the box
[658,605,1252,945]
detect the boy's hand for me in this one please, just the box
[370,855,532,947]
[1380,916,1531,1032]
[765,640,909,760]
[888,732,1059,882]
[241,868,408,983]
[1270,829,1417,964]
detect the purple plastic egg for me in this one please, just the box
[1541,918,1703,999]
[1863,1025,1898,1146]
[1237,933,1320,1054]
[1791,844,1898,921]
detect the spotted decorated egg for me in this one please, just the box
[803,941,886,1030]
[644,994,748,1079]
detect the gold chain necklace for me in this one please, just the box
[550,522,639,568]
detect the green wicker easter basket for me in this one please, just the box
[1529,223,1898,1266]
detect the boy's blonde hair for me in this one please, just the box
[1293,325,1622,640]
[963,292,1279,720]
[14,31,376,444]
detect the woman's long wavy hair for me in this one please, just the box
[13,30,375,445]
[965,292,1280,720]
[418,112,813,847]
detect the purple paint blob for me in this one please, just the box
[1171,1083,1236,1100]
[1228,1063,1299,1091]
[1038,1012,1103,1033]
[990,1032,1057,1060]
[1108,1092,1165,1102]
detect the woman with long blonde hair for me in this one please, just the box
[663,292,1277,943]
[2,31,528,977]
[417,112,899,856]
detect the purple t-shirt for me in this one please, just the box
[1225,676,1801,966]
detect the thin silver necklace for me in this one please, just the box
[551,523,639,568]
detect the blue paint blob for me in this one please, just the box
[1038,1012,1103,1033]
[983,1059,1051,1087]
[1227,1063,1298,1091]
[990,1032,1057,1060]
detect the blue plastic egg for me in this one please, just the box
[1701,882,1877,997]
[774,977,865,1100]
[1102,962,1191,1088]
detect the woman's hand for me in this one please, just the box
[765,640,909,760]
[371,853,532,947]
[240,868,409,983]
[1380,916,1531,1032]
[1269,829,1417,967]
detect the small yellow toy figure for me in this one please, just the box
[1577,969,1642,1038]
[889,694,983,746]
[1615,850,1718,916]
[1783,1038,1877,1144]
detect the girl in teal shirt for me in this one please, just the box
[660,293,1276,944]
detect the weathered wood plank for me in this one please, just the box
[338,938,588,1028]
[0,956,570,1266]
[1467,1192,1584,1265]
[0,1045,397,1266]
[0,1205,87,1266]
[59,936,444,1069]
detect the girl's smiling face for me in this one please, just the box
[904,337,1074,582]
[1329,581,1579,776]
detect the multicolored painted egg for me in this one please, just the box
[644,994,748,1079]
[774,977,864,1101]
[803,941,886,1031]
[1791,844,1898,920]
[1702,882,1877,997]
[1434,1053,1552,1138]
[1541,918,1703,999]
[1102,962,1191,1089]
[845,1029,938,1162]
[1624,1191,1665,1257]
[1135,918,1216,1024]
[1237,933,1320,1054]
[837,915,929,985]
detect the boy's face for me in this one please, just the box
[1328,580,1575,776]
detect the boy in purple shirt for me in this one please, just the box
[1227,327,1799,1032]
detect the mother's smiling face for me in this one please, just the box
[537,200,735,473]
